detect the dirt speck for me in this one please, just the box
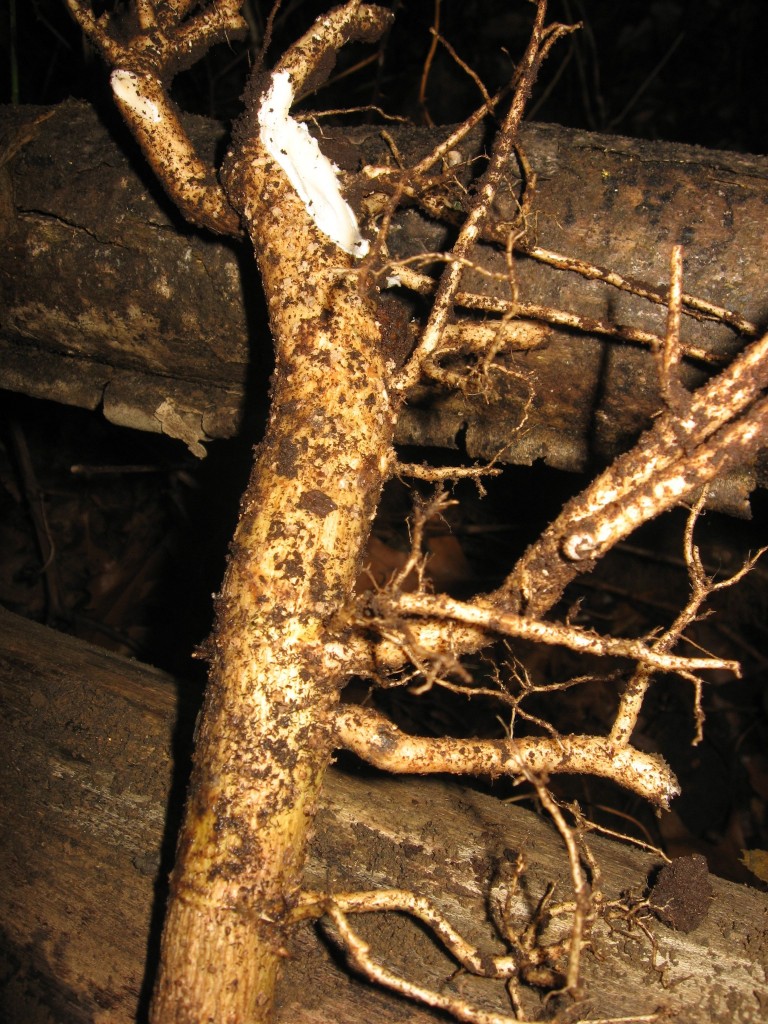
[650,853,713,932]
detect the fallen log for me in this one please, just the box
[1,102,767,512]
[1,605,766,1024]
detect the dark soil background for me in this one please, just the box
[4,0,768,152]
[2,0,767,887]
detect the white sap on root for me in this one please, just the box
[110,70,162,124]
[258,71,369,258]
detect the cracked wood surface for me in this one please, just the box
[1,606,766,1024]
[1,101,767,512]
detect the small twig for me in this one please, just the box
[418,0,442,127]
[303,105,409,122]
[517,768,591,994]
[430,26,493,109]
[578,808,671,862]
[510,242,759,338]
[393,460,503,483]
[296,887,657,1024]
[388,487,455,593]
[421,320,545,399]
[297,888,517,977]
[459,293,719,365]
[395,1,577,394]
[376,591,739,678]
[658,244,688,411]
[323,905,516,1024]
[389,177,757,345]
[609,494,764,747]
[386,263,730,366]
[335,704,682,806]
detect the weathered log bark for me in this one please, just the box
[2,606,767,1024]
[2,101,767,508]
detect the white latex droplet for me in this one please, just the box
[259,71,369,258]
[110,69,162,124]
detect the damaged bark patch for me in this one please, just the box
[298,489,339,518]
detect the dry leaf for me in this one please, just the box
[740,849,768,882]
